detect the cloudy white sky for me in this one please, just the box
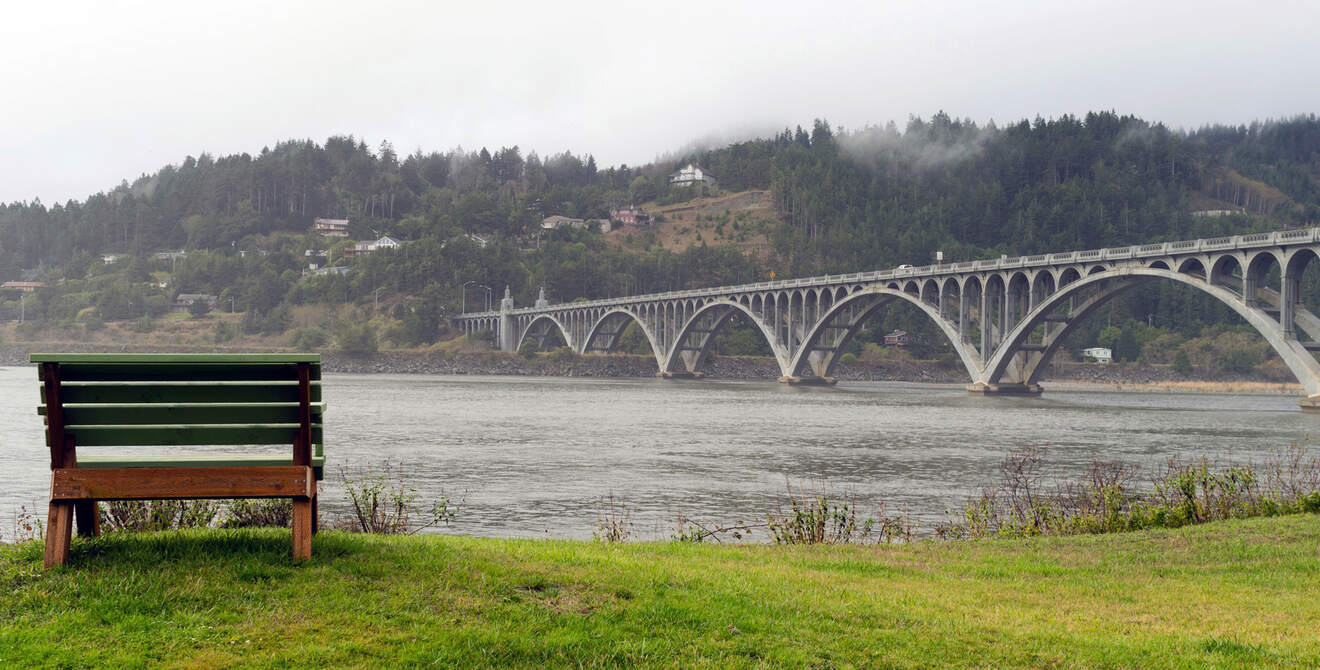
[2,0,1317,204]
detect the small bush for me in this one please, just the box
[838,352,858,367]
[336,321,378,356]
[291,327,330,352]
[518,338,539,359]
[99,500,219,532]
[213,321,237,344]
[547,346,576,362]
[132,315,155,333]
[222,499,292,528]
[1172,349,1192,376]
[767,481,872,545]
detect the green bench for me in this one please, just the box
[34,353,325,568]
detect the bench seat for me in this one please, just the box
[76,448,325,479]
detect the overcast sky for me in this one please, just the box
[2,0,1318,204]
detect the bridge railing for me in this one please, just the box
[453,227,1320,319]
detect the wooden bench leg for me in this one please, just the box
[291,497,313,560]
[44,501,74,569]
[75,501,101,538]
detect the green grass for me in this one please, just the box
[4,515,1320,668]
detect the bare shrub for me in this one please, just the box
[671,513,763,543]
[593,491,634,542]
[335,462,459,534]
[4,505,44,543]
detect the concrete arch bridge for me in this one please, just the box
[454,228,1320,411]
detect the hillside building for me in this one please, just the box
[610,205,651,226]
[669,164,715,187]
[314,218,350,237]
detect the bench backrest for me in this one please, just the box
[33,354,322,468]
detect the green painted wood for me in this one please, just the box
[43,363,321,383]
[31,353,320,364]
[33,354,328,482]
[44,382,322,404]
[42,403,325,425]
[59,424,323,447]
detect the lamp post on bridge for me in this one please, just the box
[461,280,476,314]
[478,284,493,312]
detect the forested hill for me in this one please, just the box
[4,112,1319,276]
[0,111,1318,359]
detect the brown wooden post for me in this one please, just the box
[44,497,73,569]
[291,362,314,559]
[74,501,100,538]
[43,363,76,568]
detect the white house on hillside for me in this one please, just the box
[1082,347,1112,364]
[669,164,715,187]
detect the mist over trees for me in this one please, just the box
[1,111,1318,359]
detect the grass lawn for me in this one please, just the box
[2,515,1318,668]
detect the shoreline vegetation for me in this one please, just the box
[0,342,1303,396]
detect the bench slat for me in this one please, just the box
[44,382,322,404]
[43,363,321,382]
[41,403,325,425]
[77,451,325,480]
[51,466,313,500]
[59,424,323,446]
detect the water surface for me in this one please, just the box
[2,367,1313,539]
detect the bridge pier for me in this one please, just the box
[779,375,838,386]
[657,370,705,380]
[966,382,1043,396]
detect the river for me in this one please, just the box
[2,367,1315,540]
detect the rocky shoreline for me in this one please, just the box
[0,343,1297,388]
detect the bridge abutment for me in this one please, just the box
[966,381,1043,396]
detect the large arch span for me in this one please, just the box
[981,266,1320,396]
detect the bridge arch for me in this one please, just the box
[982,267,1320,395]
[1210,253,1245,291]
[788,286,984,381]
[581,308,665,364]
[516,313,574,353]
[662,299,789,375]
